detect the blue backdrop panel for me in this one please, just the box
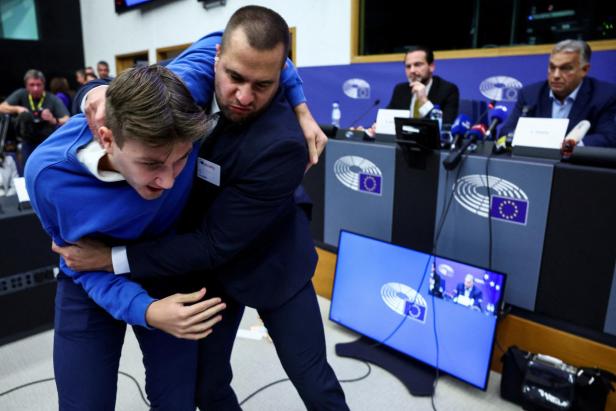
[433,152,556,311]
[324,140,395,246]
[298,50,616,127]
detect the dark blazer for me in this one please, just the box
[500,77,616,147]
[125,88,318,309]
[455,284,483,308]
[386,75,460,125]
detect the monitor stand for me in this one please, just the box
[335,336,436,396]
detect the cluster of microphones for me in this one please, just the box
[443,103,508,170]
[442,103,592,170]
[331,97,595,168]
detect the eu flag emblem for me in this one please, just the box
[358,173,382,195]
[404,300,427,323]
[490,195,528,225]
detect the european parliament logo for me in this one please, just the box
[358,173,382,195]
[453,174,529,224]
[479,76,523,102]
[490,196,528,225]
[334,156,383,195]
[381,282,427,323]
[342,78,371,99]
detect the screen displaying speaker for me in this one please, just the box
[330,230,506,390]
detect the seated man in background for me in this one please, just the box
[358,45,459,135]
[500,39,616,148]
[97,60,113,80]
[0,69,70,168]
[454,274,482,310]
[387,45,460,125]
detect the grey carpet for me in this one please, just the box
[0,296,520,410]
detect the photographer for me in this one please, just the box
[0,69,69,169]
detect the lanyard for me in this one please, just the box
[28,92,46,111]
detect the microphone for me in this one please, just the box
[564,120,591,144]
[483,105,508,141]
[348,99,381,128]
[562,120,591,158]
[474,100,495,127]
[443,124,487,170]
[450,114,472,150]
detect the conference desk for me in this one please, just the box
[303,136,616,344]
[0,195,57,345]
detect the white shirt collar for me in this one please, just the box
[76,140,125,182]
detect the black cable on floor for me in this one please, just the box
[0,371,150,408]
[239,377,289,406]
[118,370,150,407]
[238,361,372,406]
[0,377,55,398]
[339,361,372,383]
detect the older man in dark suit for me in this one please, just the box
[454,274,483,310]
[500,39,616,148]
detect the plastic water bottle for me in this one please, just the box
[430,104,443,132]
[331,102,341,128]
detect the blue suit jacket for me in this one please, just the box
[500,77,616,147]
[125,88,317,309]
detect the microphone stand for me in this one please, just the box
[348,100,381,128]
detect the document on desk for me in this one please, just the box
[375,109,410,135]
[512,117,569,149]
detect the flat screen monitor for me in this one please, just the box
[329,230,506,390]
[394,117,441,150]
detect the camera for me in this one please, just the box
[32,109,42,124]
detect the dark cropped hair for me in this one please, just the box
[404,45,435,65]
[222,5,290,68]
[97,60,109,68]
[105,65,207,148]
[24,69,45,84]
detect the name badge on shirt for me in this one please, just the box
[197,157,221,186]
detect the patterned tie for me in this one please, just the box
[412,99,421,119]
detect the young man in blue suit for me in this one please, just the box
[56,6,349,411]
[25,66,227,411]
[500,39,616,147]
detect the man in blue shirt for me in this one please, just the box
[25,65,226,411]
[500,39,616,147]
